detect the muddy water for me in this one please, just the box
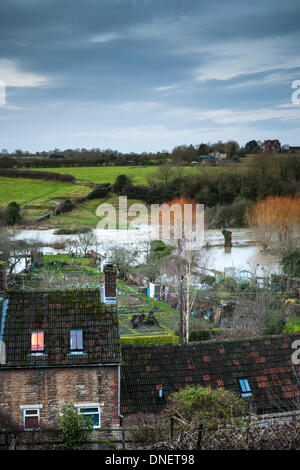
[10,227,281,275]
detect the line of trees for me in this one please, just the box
[112,154,300,207]
[0,139,279,169]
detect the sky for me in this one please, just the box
[0,0,300,153]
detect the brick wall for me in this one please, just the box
[104,265,117,299]
[0,365,120,431]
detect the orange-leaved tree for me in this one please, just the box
[247,196,300,251]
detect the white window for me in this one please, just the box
[77,405,101,429]
[22,408,40,430]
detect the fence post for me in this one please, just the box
[196,422,203,450]
[170,417,174,439]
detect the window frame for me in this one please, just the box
[238,378,252,397]
[22,407,41,430]
[70,329,83,352]
[75,404,101,429]
[31,331,44,352]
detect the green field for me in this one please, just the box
[0,177,90,206]
[0,164,228,228]
[30,165,220,185]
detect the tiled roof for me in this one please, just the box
[0,289,121,368]
[121,333,300,415]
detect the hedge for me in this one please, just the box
[188,328,224,342]
[120,335,179,345]
[0,169,75,183]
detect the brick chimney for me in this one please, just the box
[103,264,117,304]
[0,263,8,293]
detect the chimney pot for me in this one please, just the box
[103,264,117,304]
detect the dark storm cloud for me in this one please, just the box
[0,0,300,151]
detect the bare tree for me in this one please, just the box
[106,245,138,279]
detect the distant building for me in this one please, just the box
[210,151,227,160]
[289,146,300,153]
[263,140,281,153]
[196,154,218,166]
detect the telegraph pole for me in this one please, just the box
[179,276,184,345]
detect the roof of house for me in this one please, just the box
[0,289,121,368]
[121,333,300,415]
[197,154,218,161]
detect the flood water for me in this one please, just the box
[10,227,281,276]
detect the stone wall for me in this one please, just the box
[0,429,123,450]
[0,365,120,431]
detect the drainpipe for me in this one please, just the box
[0,298,9,342]
[118,364,123,421]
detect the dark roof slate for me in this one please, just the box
[121,333,300,415]
[0,289,121,368]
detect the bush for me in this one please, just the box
[86,184,110,200]
[56,403,94,450]
[200,275,216,286]
[6,201,21,225]
[263,310,286,335]
[112,174,131,194]
[167,385,249,431]
[124,413,169,445]
[54,199,75,215]
[54,226,91,235]
[281,249,300,277]
[189,329,212,341]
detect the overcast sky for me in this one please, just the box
[0,0,300,152]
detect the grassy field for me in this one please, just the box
[0,164,232,228]
[0,177,90,206]
[30,165,221,185]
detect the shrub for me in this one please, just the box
[6,201,21,225]
[188,329,212,341]
[112,174,131,194]
[86,185,110,200]
[56,403,94,450]
[54,226,91,235]
[167,385,249,431]
[281,249,300,277]
[200,275,216,286]
[124,413,169,445]
[54,199,75,215]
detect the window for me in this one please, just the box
[70,329,83,351]
[23,408,40,430]
[31,331,44,352]
[78,407,100,428]
[238,378,252,397]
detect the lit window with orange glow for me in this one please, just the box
[31,331,44,352]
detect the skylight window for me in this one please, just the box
[31,331,44,352]
[238,378,252,397]
[70,329,83,351]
